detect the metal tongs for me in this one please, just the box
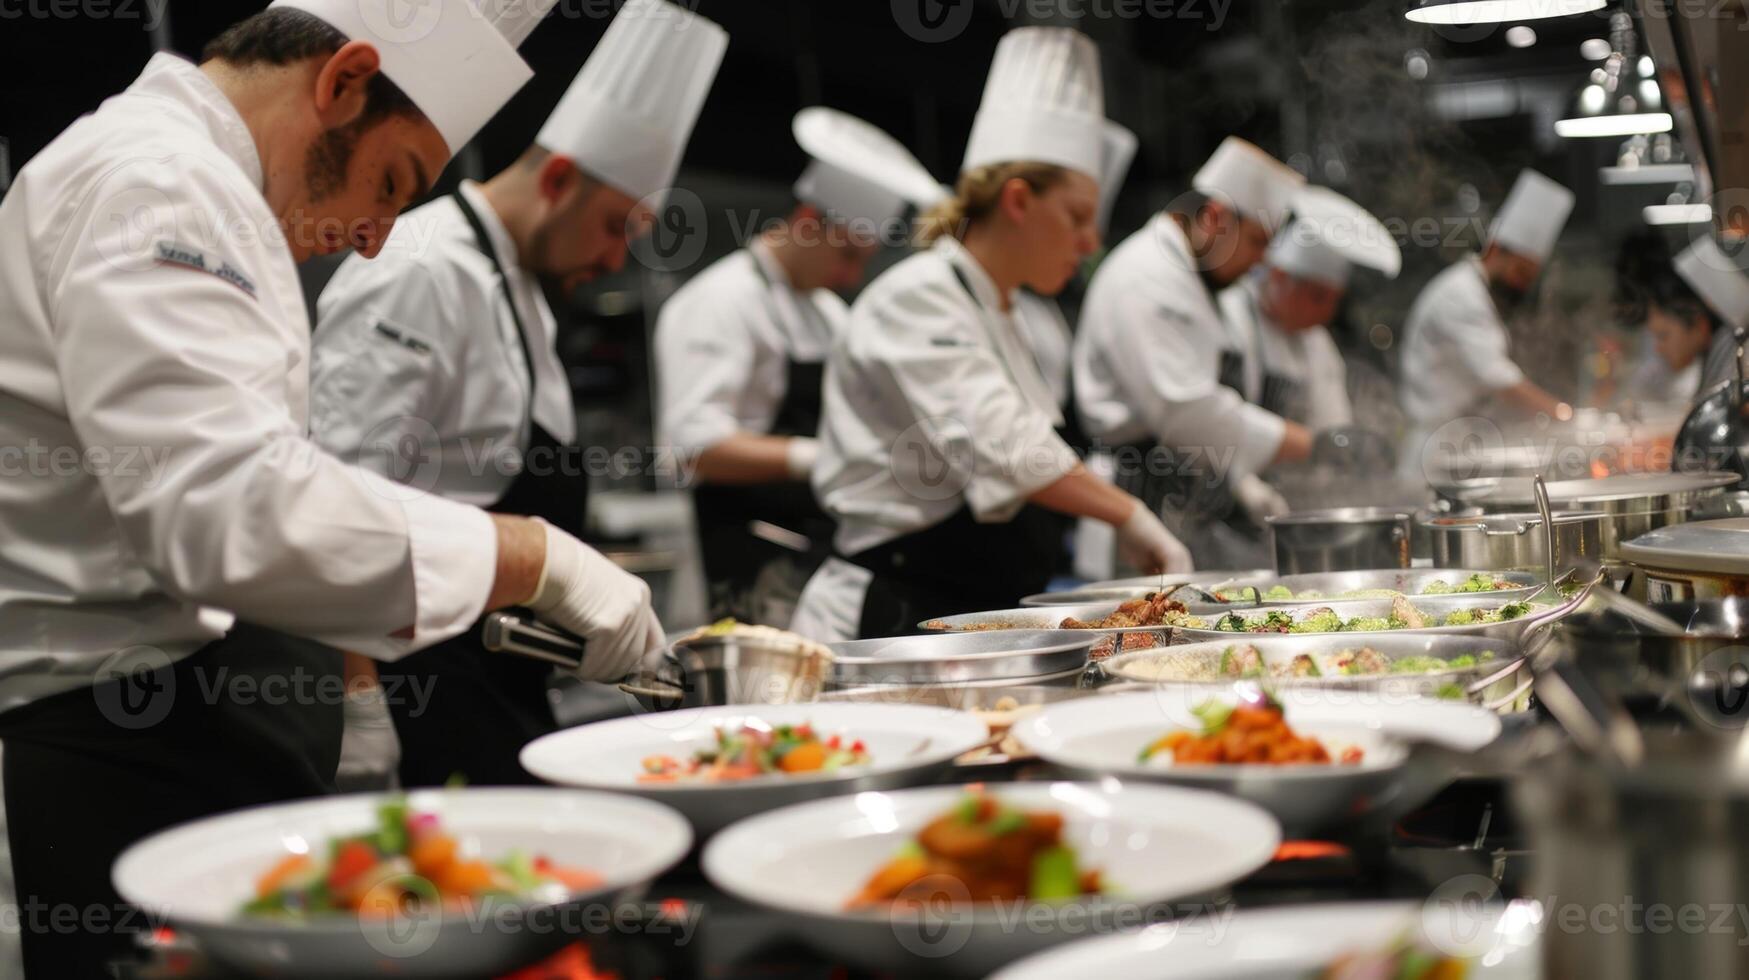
[480,612,585,669]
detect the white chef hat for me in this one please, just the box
[1098,120,1138,235]
[1266,185,1402,289]
[1488,168,1574,263]
[962,28,1106,181]
[1674,236,1749,330]
[271,0,554,158]
[536,0,728,206]
[791,108,942,227]
[1192,137,1304,231]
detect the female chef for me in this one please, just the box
[790,27,1191,642]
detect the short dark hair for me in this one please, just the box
[202,8,420,127]
[1652,269,1721,333]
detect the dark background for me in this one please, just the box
[0,0,1711,459]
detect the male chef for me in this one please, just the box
[1218,188,1402,444]
[311,0,728,788]
[0,3,665,974]
[654,108,935,626]
[1074,137,1309,567]
[1398,169,1575,477]
[1653,235,1749,397]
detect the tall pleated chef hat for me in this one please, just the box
[1192,137,1305,231]
[1098,120,1139,235]
[962,28,1106,181]
[270,0,557,158]
[1265,185,1402,289]
[1674,236,1749,330]
[1488,169,1574,263]
[792,108,942,228]
[536,0,729,206]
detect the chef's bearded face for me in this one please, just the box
[1193,202,1273,288]
[783,205,882,293]
[1482,243,1544,298]
[523,152,651,293]
[202,10,449,263]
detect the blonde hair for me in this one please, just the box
[915,162,1073,246]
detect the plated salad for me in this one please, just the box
[1213,573,1518,604]
[1213,600,1532,635]
[242,799,601,920]
[640,721,870,784]
[1138,694,1363,767]
[847,792,1102,908]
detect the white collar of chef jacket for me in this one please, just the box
[748,238,795,291]
[133,53,264,191]
[457,181,522,273]
[932,237,1015,314]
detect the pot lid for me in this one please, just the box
[1621,518,1749,576]
[1439,472,1740,508]
[1266,507,1410,526]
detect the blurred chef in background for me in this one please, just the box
[0,0,683,972]
[1074,137,1308,569]
[310,0,727,788]
[1398,169,1575,477]
[1011,120,1139,417]
[656,109,939,628]
[790,28,1190,642]
[1220,187,1402,457]
[1651,235,1749,398]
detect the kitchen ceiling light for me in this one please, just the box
[1558,11,1672,139]
[1405,0,1606,26]
[1556,112,1673,137]
[1580,37,1612,60]
[1644,204,1713,225]
[1505,25,1538,47]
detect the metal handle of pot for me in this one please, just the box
[480,612,586,669]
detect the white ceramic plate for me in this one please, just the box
[112,788,692,978]
[991,899,1541,979]
[1012,688,1501,833]
[519,702,991,835]
[702,781,1281,976]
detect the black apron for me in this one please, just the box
[373,192,588,789]
[690,255,836,623]
[0,622,344,977]
[844,265,1069,639]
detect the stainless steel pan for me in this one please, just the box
[1173,568,1540,607]
[919,602,1212,637]
[1420,510,1608,573]
[1168,589,1587,645]
[1019,569,1272,607]
[826,630,1096,686]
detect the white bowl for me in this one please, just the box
[702,781,1280,976]
[991,899,1541,979]
[519,702,991,835]
[1012,688,1501,834]
[112,788,692,978]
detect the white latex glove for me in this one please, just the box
[1116,501,1194,575]
[1233,474,1291,525]
[526,519,667,682]
[786,436,820,481]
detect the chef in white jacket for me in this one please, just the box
[1074,137,1308,568]
[0,3,665,974]
[790,28,1191,642]
[656,109,936,627]
[1399,169,1575,477]
[1653,235,1749,398]
[310,0,727,789]
[1012,120,1140,414]
[1219,187,1402,440]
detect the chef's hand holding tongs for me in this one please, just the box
[518,518,668,682]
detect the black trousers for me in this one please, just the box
[0,623,343,978]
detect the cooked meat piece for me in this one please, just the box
[1061,593,1190,630]
[1391,595,1426,630]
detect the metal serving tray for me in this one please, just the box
[826,630,1096,686]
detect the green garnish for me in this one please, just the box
[1029,846,1083,901]
[1191,700,1235,735]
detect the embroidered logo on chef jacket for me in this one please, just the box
[154,240,256,299]
[374,322,433,355]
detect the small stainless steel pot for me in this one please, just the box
[1420,510,1607,573]
[1266,507,1412,574]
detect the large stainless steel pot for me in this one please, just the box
[1266,507,1411,574]
[1619,517,1749,603]
[1431,472,1738,559]
[1420,510,1608,573]
[1513,732,1749,979]
[1559,599,1749,722]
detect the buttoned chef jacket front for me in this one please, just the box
[0,54,497,713]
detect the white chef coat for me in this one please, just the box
[0,53,497,713]
[310,182,576,508]
[1012,289,1073,409]
[654,240,848,455]
[1218,275,1353,431]
[789,238,1078,642]
[1073,213,1284,479]
[1399,258,1524,428]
